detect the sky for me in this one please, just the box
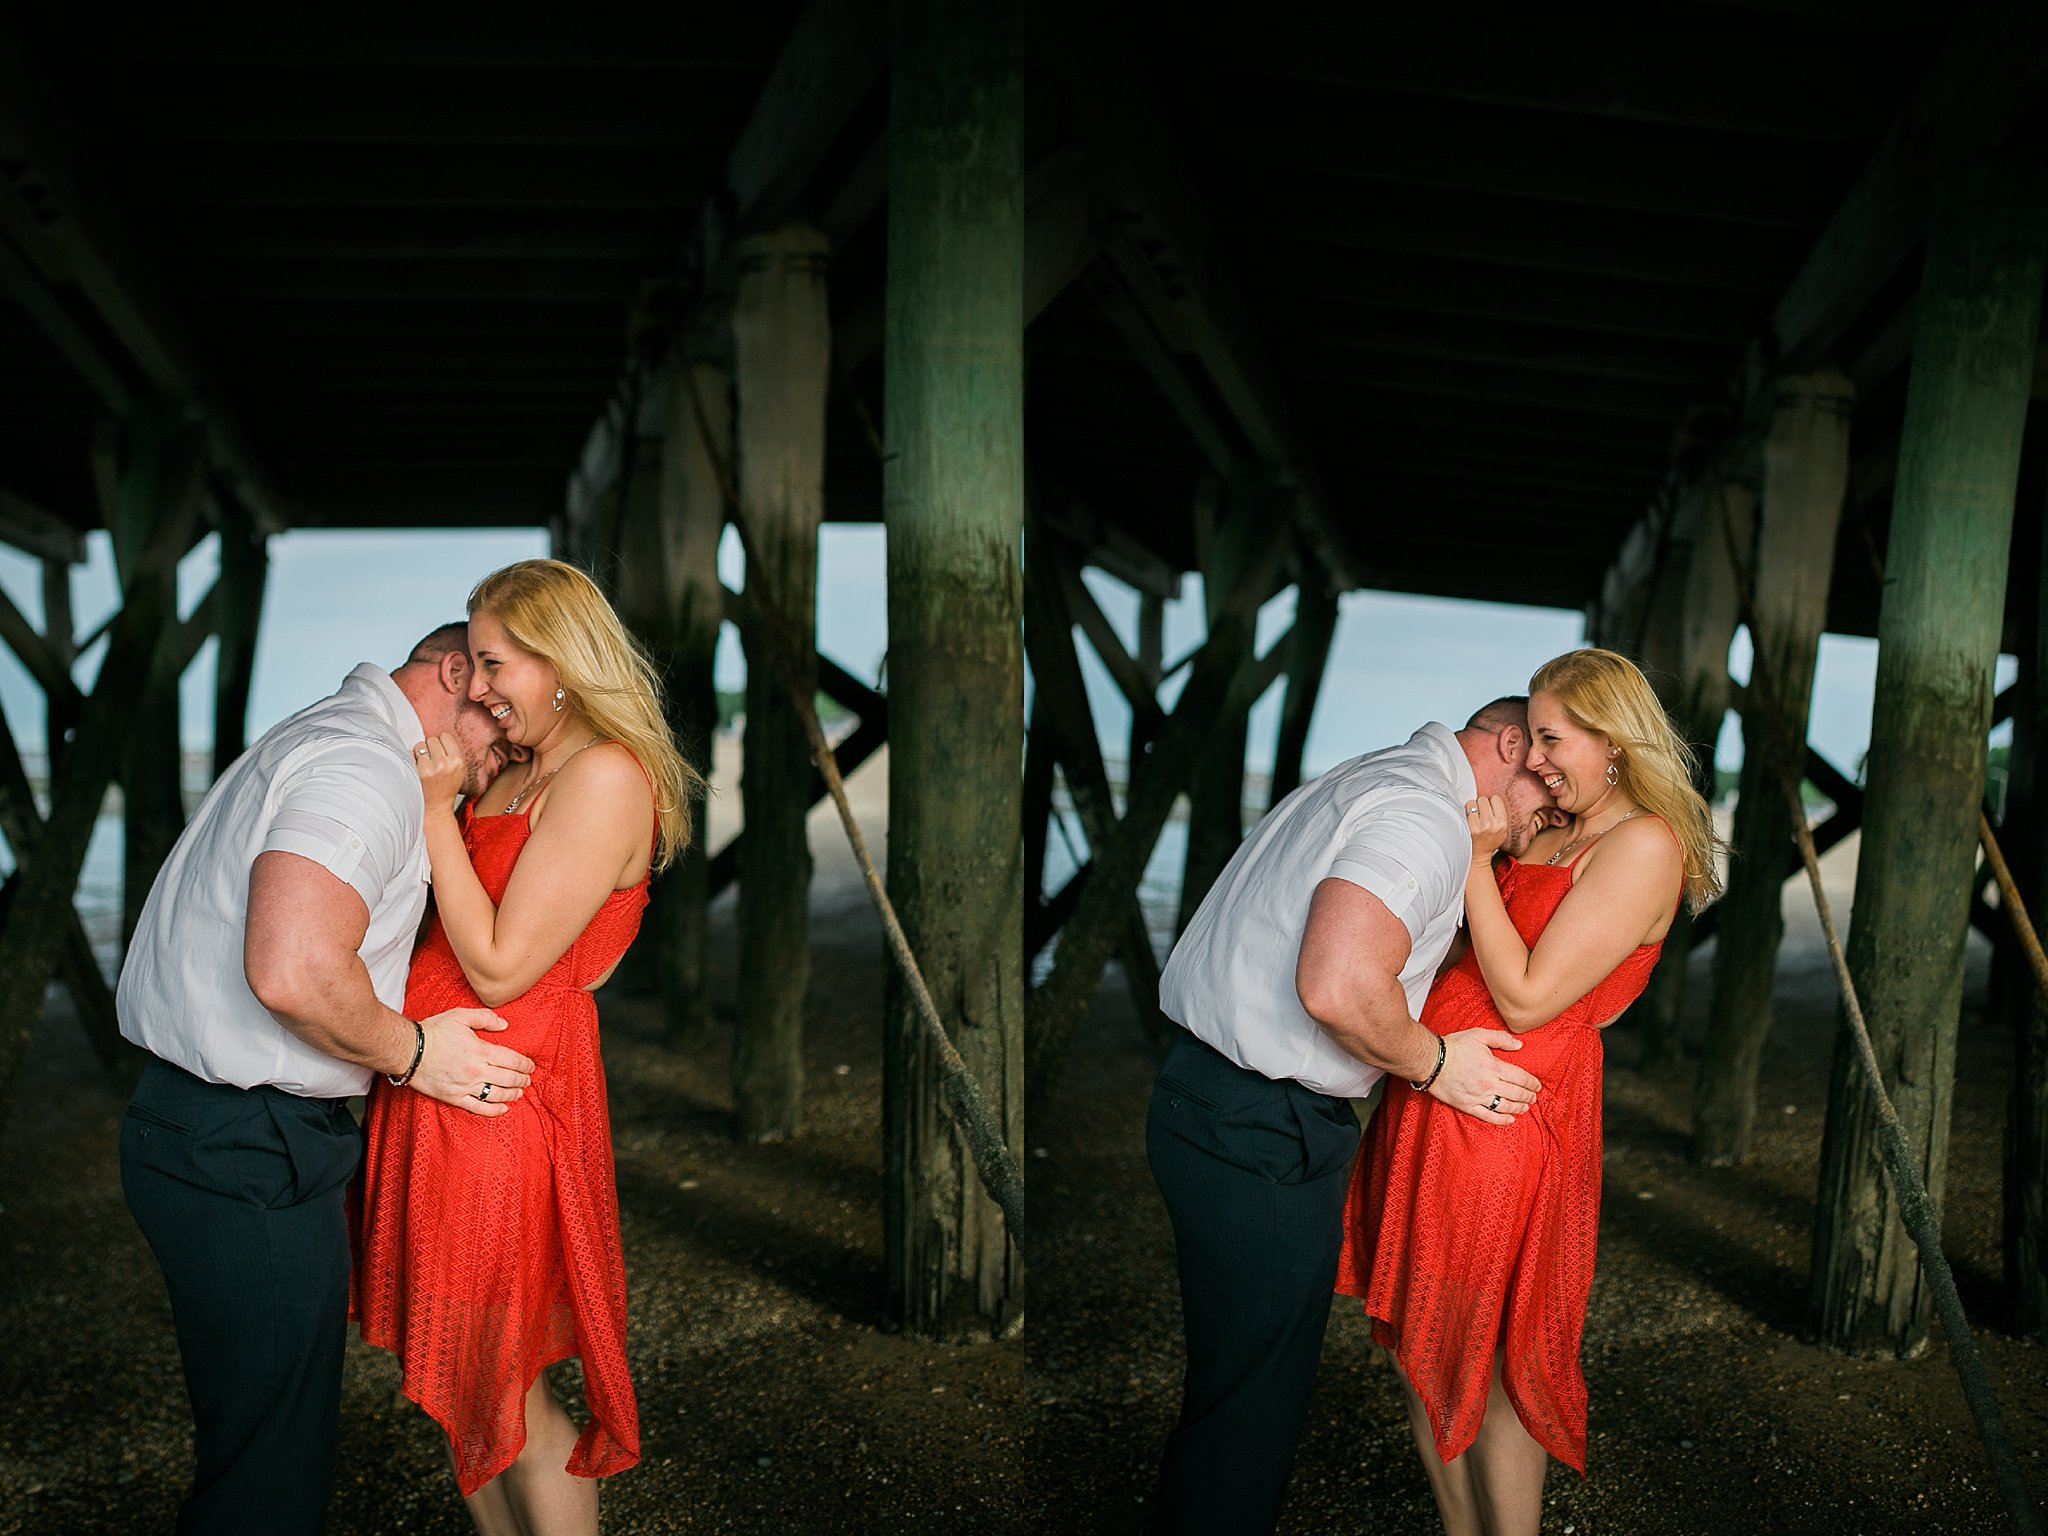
[0,523,2010,786]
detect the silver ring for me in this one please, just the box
[416,746,430,757]
[1487,1095,1502,1112]
[477,1082,492,1101]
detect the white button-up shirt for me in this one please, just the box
[117,664,432,1098]
[1158,722,1478,1098]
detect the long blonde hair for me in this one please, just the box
[468,558,700,871]
[1530,647,1724,912]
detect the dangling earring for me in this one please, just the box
[1605,748,1620,787]
[552,687,566,713]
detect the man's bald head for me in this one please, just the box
[401,622,470,671]
[1465,695,1529,735]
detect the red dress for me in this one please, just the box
[1335,853,1664,1473]
[354,802,649,1496]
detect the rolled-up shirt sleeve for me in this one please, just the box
[259,740,419,914]
[1326,794,1468,944]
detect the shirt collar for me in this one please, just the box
[341,663,428,748]
[1415,720,1479,804]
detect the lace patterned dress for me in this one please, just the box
[1335,853,1664,1473]
[354,801,648,1496]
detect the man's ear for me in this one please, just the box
[1498,724,1526,765]
[438,649,470,696]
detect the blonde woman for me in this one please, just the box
[355,560,698,1536]
[1337,648,1721,1536]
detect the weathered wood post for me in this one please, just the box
[1809,162,2047,1355]
[731,225,829,1142]
[1692,371,1852,1165]
[2007,517,2048,1338]
[602,426,671,999]
[211,503,267,778]
[0,416,202,1133]
[653,361,731,1043]
[40,558,75,766]
[109,408,200,945]
[882,0,1025,1339]
[1177,467,1270,934]
[1635,478,1753,1075]
[1269,573,1337,805]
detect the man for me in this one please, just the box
[118,624,539,1536]
[1147,697,1560,1534]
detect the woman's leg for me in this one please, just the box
[463,1370,598,1536]
[1464,1348,1547,1536]
[1388,1353,1482,1536]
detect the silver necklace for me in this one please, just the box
[1547,807,1642,866]
[504,736,604,814]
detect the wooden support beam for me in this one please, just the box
[1270,577,1339,805]
[2003,488,2048,1339]
[1178,466,1274,934]
[1281,254,1765,349]
[0,703,125,1076]
[1694,370,1854,1167]
[1225,19,1882,142]
[0,486,86,565]
[731,225,830,1146]
[1022,524,1172,1042]
[1027,511,1286,1096]
[1043,28,1356,587]
[882,0,1025,1338]
[0,417,204,1135]
[645,360,731,1043]
[1772,0,2048,369]
[1258,181,1793,296]
[1811,161,2048,1357]
[0,7,285,529]
[211,509,266,776]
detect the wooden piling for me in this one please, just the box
[731,225,829,1143]
[1636,478,1754,1074]
[1177,467,1272,934]
[108,407,201,947]
[211,505,267,778]
[882,0,1025,1338]
[2004,492,2048,1339]
[1270,575,1338,805]
[0,416,203,1134]
[653,362,730,1044]
[1693,371,1852,1165]
[1809,162,2047,1356]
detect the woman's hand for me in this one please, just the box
[1464,795,1512,866]
[414,733,468,817]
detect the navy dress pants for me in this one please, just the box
[1146,1031,1361,1536]
[119,1055,363,1536]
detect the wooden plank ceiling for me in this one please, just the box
[2,1,2035,628]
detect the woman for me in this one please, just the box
[1336,648,1722,1536]
[354,559,699,1535]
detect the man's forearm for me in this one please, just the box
[1317,972,1439,1083]
[250,952,416,1076]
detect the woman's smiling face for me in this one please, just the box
[1523,689,1614,814]
[465,610,559,749]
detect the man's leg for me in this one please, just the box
[119,1058,360,1536]
[1146,1034,1359,1535]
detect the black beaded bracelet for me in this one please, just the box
[387,1019,425,1088]
[1408,1034,1446,1093]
